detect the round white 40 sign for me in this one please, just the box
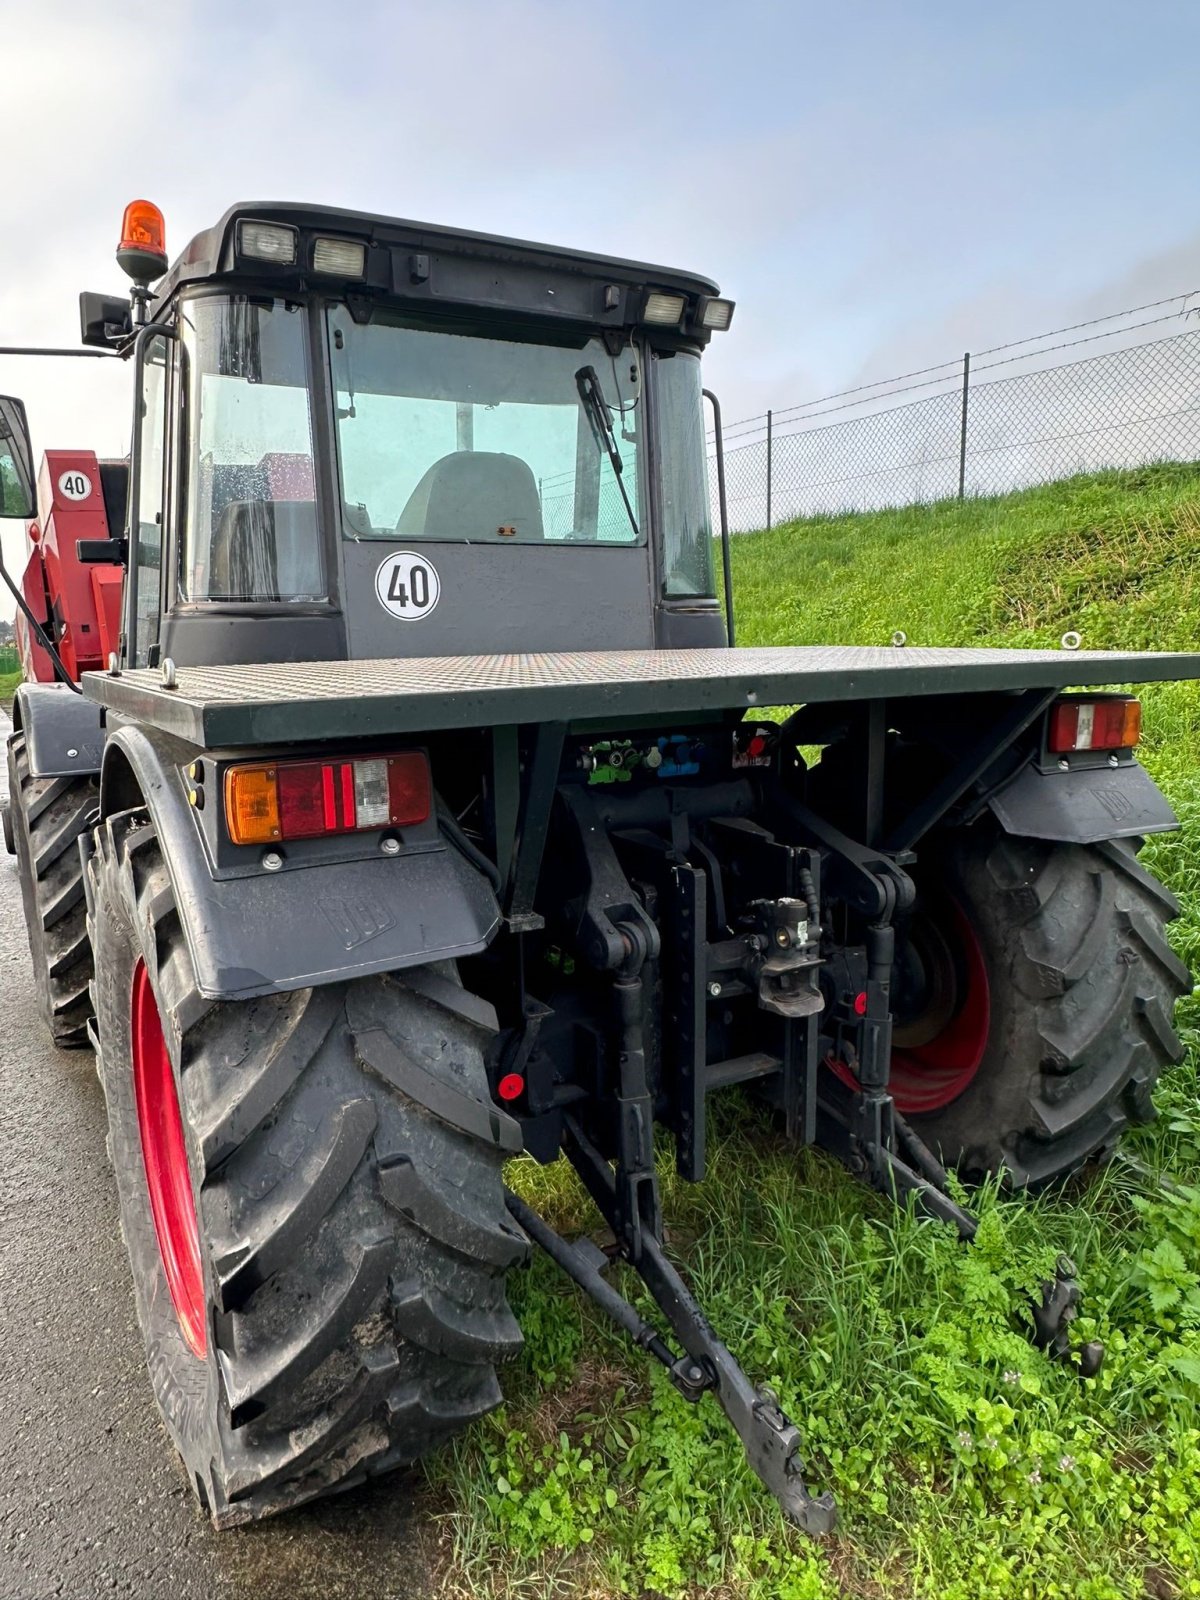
[375,551,441,620]
[57,469,93,502]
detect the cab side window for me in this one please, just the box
[179,298,323,604]
[132,335,169,667]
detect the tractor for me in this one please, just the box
[2,198,1198,1532]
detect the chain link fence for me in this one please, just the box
[712,295,1200,532]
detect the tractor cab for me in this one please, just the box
[86,202,736,670]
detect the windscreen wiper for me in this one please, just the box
[575,365,641,540]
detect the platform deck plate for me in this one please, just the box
[82,645,1200,749]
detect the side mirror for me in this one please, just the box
[0,395,35,520]
[80,291,133,349]
[78,537,128,565]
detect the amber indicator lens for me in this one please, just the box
[224,766,282,845]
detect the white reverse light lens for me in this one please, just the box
[238,221,298,264]
[701,298,735,331]
[313,237,367,277]
[353,758,391,828]
[643,290,686,325]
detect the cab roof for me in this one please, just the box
[152,201,722,338]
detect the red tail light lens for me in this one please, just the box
[1047,697,1141,754]
[276,762,334,838]
[225,751,431,845]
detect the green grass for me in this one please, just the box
[431,463,1200,1599]
[0,667,20,703]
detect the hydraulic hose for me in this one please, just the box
[435,793,503,893]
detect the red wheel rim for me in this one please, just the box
[131,958,207,1357]
[829,901,990,1116]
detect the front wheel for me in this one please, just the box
[835,821,1190,1188]
[85,807,528,1526]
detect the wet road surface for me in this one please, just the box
[0,711,444,1600]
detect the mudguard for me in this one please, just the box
[988,758,1178,846]
[95,721,501,1001]
[12,683,105,777]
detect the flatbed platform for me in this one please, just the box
[82,646,1200,749]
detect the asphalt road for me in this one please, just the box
[0,711,442,1600]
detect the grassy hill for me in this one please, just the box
[732,461,1200,649]
[733,463,1200,803]
[439,465,1200,1600]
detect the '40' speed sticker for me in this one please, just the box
[375,551,441,620]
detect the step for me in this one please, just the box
[703,1052,782,1092]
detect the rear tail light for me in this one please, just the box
[1047,697,1141,754]
[224,751,431,846]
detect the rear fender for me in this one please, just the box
[96,722,501,1001]
[12,682,105,777]
[988,757,1178,846]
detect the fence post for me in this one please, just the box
[957,352,970,500]
[766,409,773,530]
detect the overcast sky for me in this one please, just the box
[3,0,1198,610]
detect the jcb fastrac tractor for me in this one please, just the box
[3,199,1199,1532]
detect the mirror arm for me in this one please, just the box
[703,387,735,646]
[0,346,119,360]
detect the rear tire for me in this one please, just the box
[7,730,96,1046]
[902,821,1190,1188]
[85,806,528,1527]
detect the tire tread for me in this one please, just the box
[912,821,1189,1188]
[7,730,96,1046]
[88,808,521,1527]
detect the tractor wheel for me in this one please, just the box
[862,821,1187,1188]
[7,730,96,1046]
[84,806,528,1528]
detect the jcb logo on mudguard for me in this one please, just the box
[1092,785,1135,822]
[318,892,397,949]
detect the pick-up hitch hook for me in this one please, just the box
[873,1127,1105,1373]
[1030,1254,1105,1377]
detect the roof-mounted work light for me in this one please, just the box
[642,290,687,326]
[312,236,367,277]
[237,220,299,266]
[117,200,168,285]
[698,297,736,331]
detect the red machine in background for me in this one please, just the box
[16,450,126,682]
